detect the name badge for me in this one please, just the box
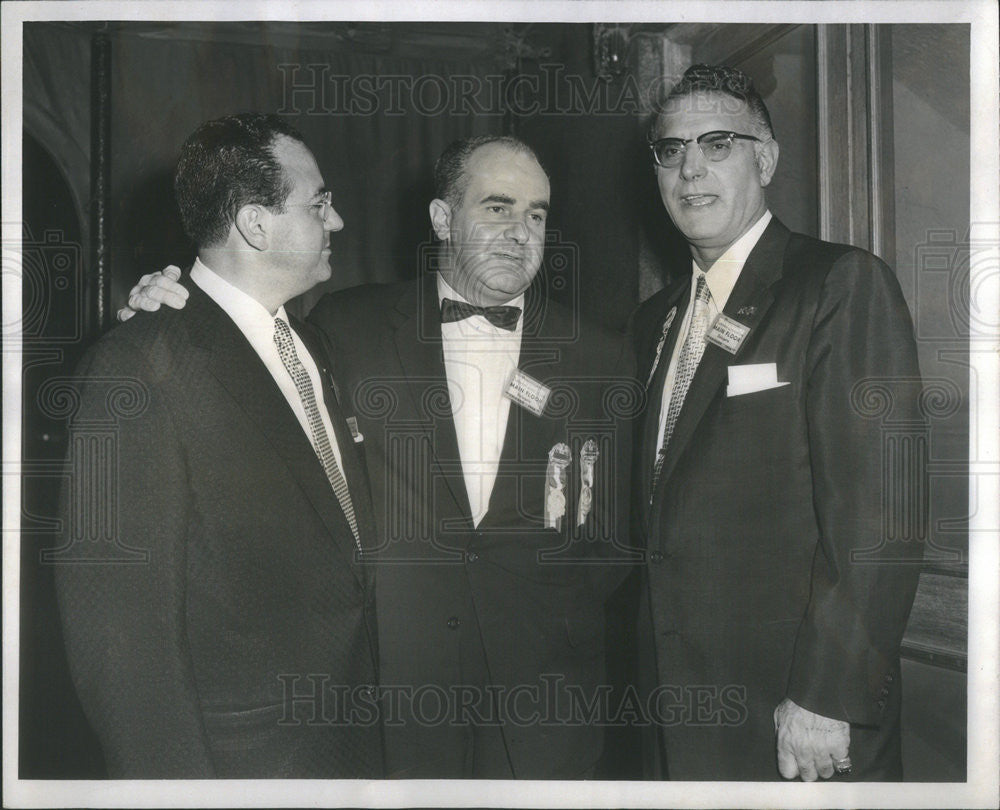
[706,314,751,354]
[346,416,364,443]
[504,369,551,416]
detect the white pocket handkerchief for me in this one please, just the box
[726,363,789,397]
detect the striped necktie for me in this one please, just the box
[651,274,712,495]
[273,317,360,550]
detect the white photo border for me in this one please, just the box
[3,1,997,808]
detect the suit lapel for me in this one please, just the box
[652,218,791,494]
[640,282,691,502]
[293,317,379,557]
[187,287,366,584]
[485,285,561,525]
[390,275,474,525]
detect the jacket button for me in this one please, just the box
[361,685,375,698]
[649,551,664,564]
[467,551,479,563]
[447,616,460,630]
[886,672,894,683]
[876,698,886,710]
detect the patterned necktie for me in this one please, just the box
[440,298,521,331]
[651,274,712,494]
[273,317,360,550]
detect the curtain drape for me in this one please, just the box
[25,23,507,318]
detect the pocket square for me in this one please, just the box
[726,363,789,397]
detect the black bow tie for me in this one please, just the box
[440,298,521,331]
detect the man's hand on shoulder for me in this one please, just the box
[118,265,190,322]
[774,697,851,781]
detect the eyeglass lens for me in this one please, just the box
[652,132,735,167]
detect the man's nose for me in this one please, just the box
[679,143,708,181]
[504,220,529,244]
[324,205,345,232]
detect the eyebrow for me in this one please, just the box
[479,193,550,212]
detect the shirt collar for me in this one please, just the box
[190,257,290,337]
[694,210,772,311]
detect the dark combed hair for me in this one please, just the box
[657,64,775,141]
[174,113,306,248]
[433,134,545,208]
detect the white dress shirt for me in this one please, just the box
[655,211,772,454]
[438,275,524,527]
[190,258,345,474]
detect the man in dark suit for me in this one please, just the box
[55,114,381,778]
[120,134,638,778]
[631,64,923,781]
[309,136,638,778]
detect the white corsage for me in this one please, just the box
[576,438,599,527]
[545,443,572,530]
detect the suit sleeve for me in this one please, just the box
[785,251,924,726]
[54,340,215,777]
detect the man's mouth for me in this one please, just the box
[492,251,522,263]
[680,194,718,207]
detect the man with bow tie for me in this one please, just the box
[121,134,638,778]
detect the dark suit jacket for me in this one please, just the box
[55,283,382,778]
[630,218,924,780]
[309,274,639,778]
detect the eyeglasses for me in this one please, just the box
[648,131,763,168]
[285,191,334,218]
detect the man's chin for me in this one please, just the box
[313,261,333,283]
[480,274,535,303]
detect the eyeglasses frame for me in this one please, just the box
[647,130,765,168]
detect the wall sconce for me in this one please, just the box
[593,23,632,80]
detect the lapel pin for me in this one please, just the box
[645,306,678,389]
[736,305,756,318]
[346,416,364,443]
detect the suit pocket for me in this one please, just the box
[202,703,287,752]
[720,381,796,416]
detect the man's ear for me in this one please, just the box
[234,204,269,251]
[757,139,780,188]
[428,198,452,241]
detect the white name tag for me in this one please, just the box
[706,314,751,354]
[504,369,551,416]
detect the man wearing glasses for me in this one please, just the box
[56,114,381,777]
[631,64,923,781]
